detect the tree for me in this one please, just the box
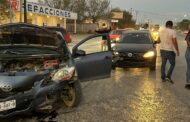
[0,0,10,23]
[52,0,76,11]
[50,0,88,23]
[177,19,190,30]
[111,8,135,28]
[72,0,88,22]
[48,0,111,23]
[86,0,111,23]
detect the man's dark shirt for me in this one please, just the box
[185,30,190,47]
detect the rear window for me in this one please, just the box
[120,33,152,44]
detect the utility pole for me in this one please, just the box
[135,10,139,24]
[24,0,27,23]
[20,0,23,22]
[8,0,13,23]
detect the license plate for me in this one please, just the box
[0,100,16,112]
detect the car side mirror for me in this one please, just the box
[75,50,86,56]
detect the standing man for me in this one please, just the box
[157,21,179,83]
[95,25,111,51]
[185,27,190,89]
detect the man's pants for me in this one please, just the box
[160,50,176,80]
[185,48,190,84]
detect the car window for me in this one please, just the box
[120,33,152,44]
[78,36,109,54]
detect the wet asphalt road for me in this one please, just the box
[14,33,190,121]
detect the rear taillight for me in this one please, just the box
[109,35,120,40]
[64,32,72,43]
[116,35,120,41]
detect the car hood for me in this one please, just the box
[0,23,63,48]
[114,43,154,53]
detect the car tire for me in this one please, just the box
[61,80,82,108]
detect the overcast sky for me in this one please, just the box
[110,0,189,25]
[28,0,189,25]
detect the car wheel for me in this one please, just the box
[61,80,82,107]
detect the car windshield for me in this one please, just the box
[0,25,57,47]
[120,33,152,44]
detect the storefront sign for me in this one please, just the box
[26,2,77,20]
[112,12,123,19]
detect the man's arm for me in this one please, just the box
[172,38,179,56]
[185,30,190,40]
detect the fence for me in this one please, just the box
[66,23,98,33]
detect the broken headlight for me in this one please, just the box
[51,67,75,82]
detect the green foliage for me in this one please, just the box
[52,0,111,23]
[86,0,111,23]
[73,0,88,23]
[52,0,76,11]
[177,19,190,30]
[45,0,136,27]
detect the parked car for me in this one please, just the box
[112,31,157,70]
[109,28,134,42]
[44,26,72,43]
[0,23,112,118]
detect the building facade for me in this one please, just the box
[2,0,77,32]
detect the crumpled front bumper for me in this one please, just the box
[0,80,66,118]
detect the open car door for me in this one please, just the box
[72,34,112,82]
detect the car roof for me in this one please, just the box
[0,22,54,34]
[124,30,150,34]
[44,26,67,34]
[45,26,66,29]
[0,23,65,47]
[112,28,135,31]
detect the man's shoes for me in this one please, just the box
[165,77,174,84]
[185,84,190,89]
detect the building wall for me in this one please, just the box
[67,23,98,33]
[7,12,65,27]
